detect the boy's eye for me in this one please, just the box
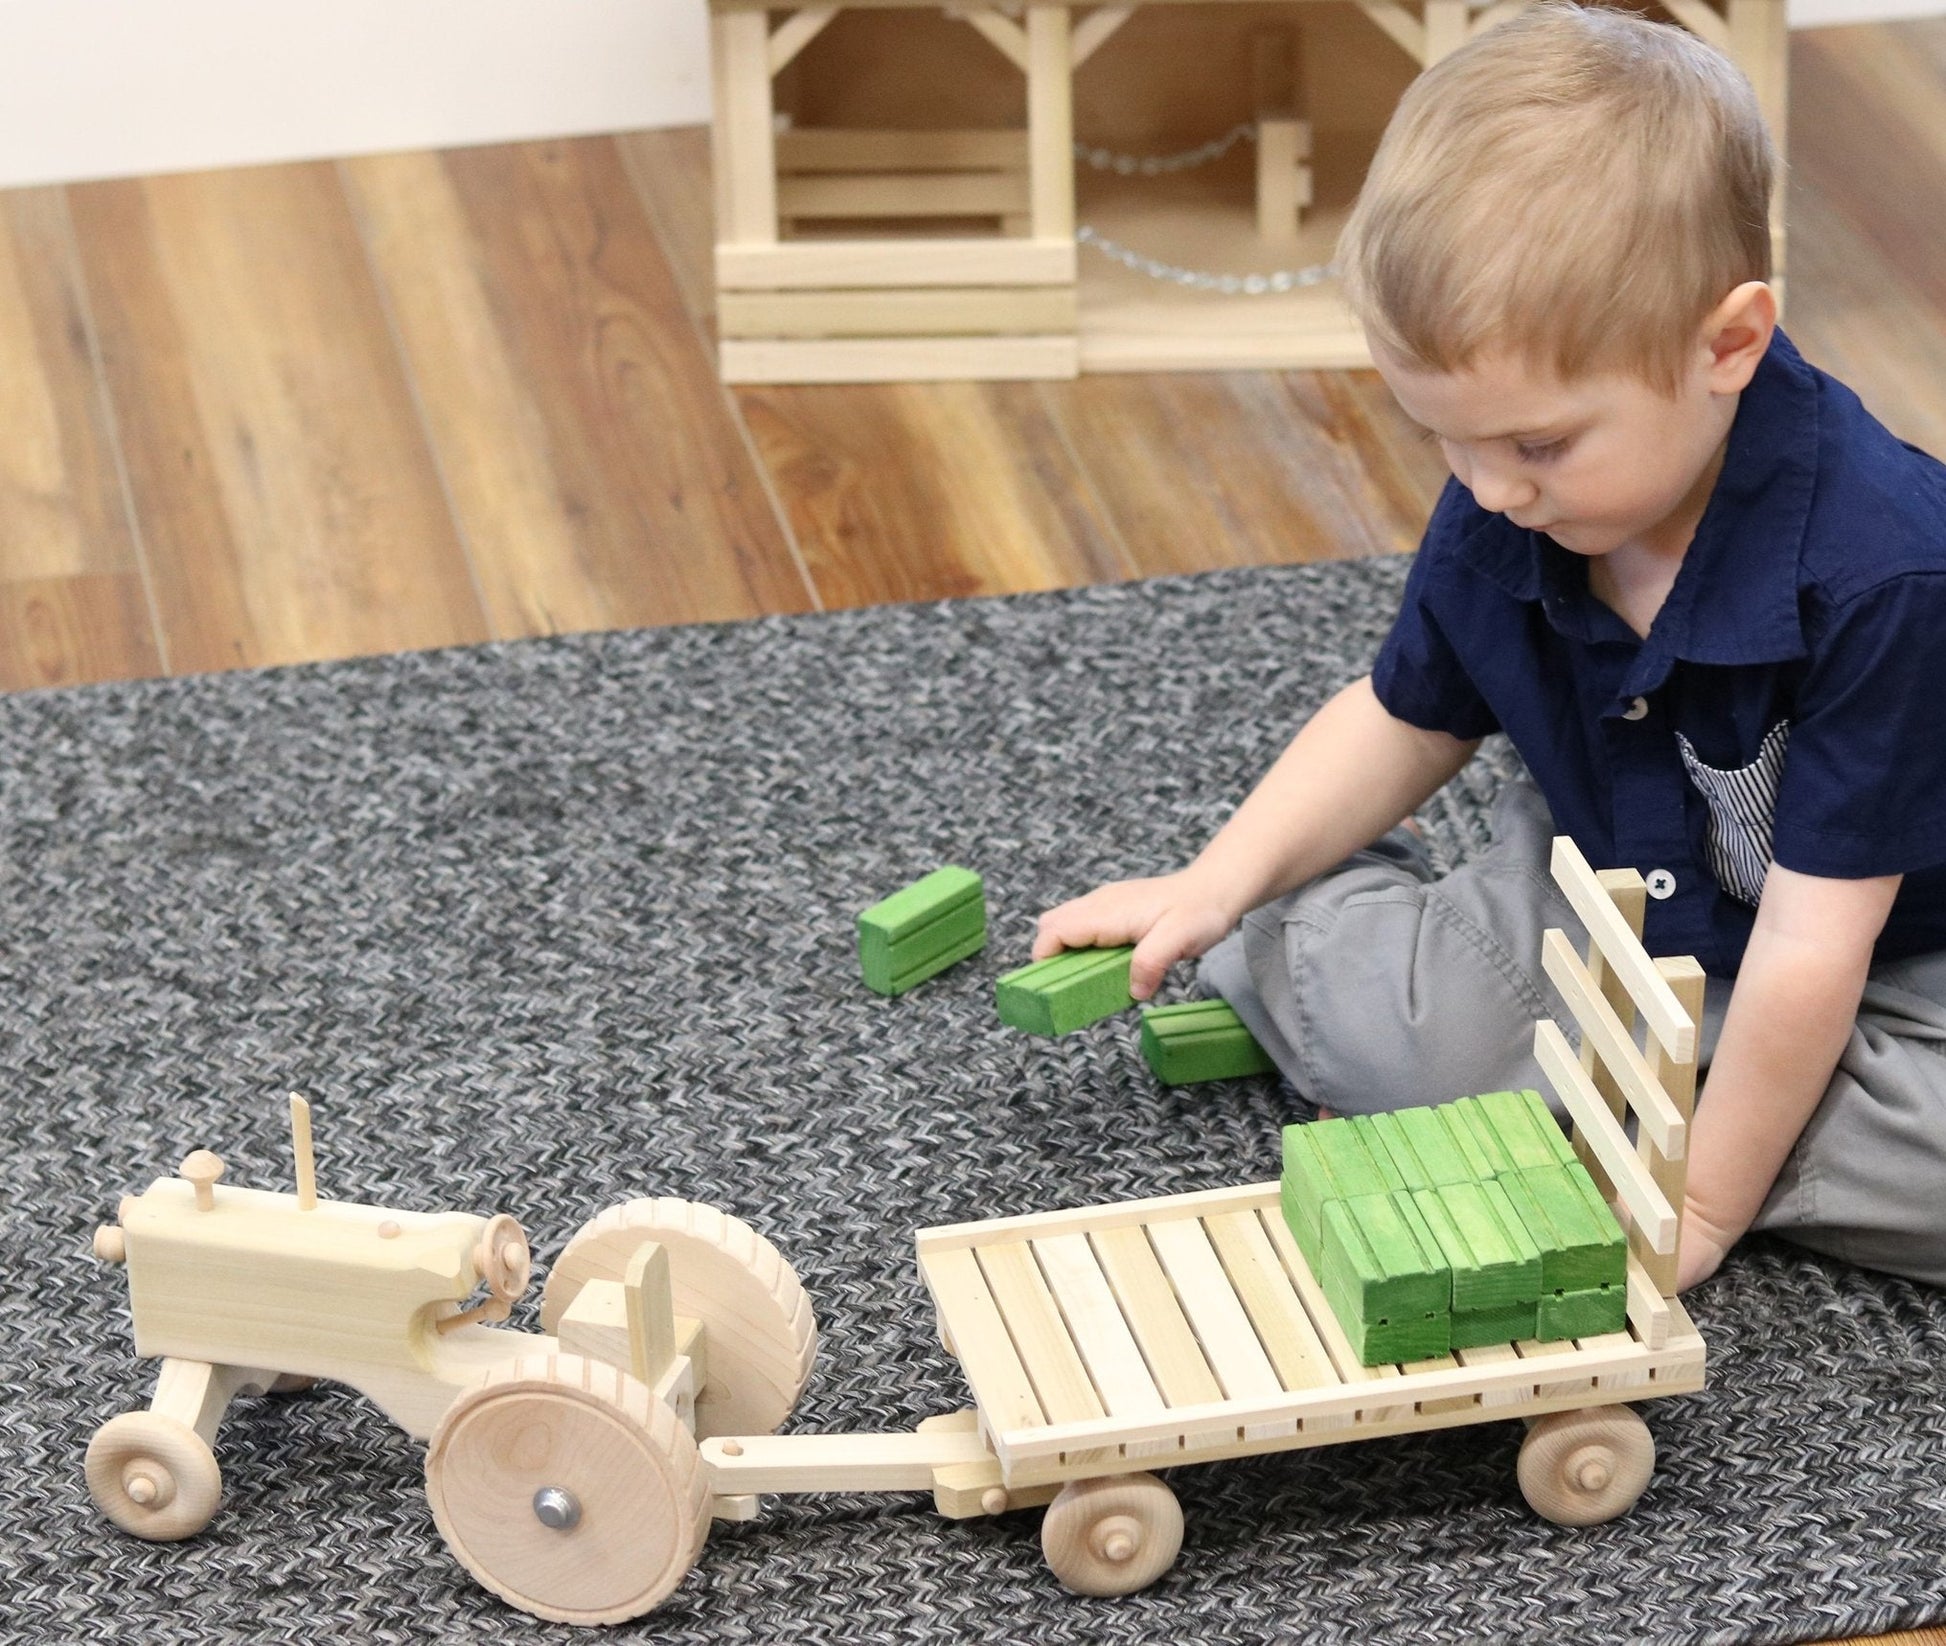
[1515,438,1569,463]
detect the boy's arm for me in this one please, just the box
[1678,863,1902,1289]
[1035,675,1480,996]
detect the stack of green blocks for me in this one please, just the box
[994,945,1135,1036]
[1281,1089,1627,1365]
[857,867,987,996]
[1139,999,1277,1084]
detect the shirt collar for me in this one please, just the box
[1449,329,1820,669]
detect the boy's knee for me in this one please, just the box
[1225,875,1555,1115]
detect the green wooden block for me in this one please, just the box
[995,945,1135,1035]
[1537,1283,1627,1341]
[1471,1088,1577,1170]
[1322,1191,1451,1366]
[1413,1181,1542,1313]
[1437,1096,1510,1180]
[1346,1116,1408,1192]
[1367,1106,1481,1191]
[857,866,986,996]
[1498,1163,1627,1294]
[1139,999,1276,1085]
[1451,1300,1543,1350]
[1280,1119,1394,1273]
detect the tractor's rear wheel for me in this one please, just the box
[541,1197,815,1439]
[426,1353,709,1625]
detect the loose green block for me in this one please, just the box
[1280,1118,1395,1274]
[995,945,1135,1036]
[1499,1163,1628,1295]
[1322,1191,1451,1365]
[1537,1283,1627,1341]
[1367,1106,1482,1191]
[1471,1088,1577,1170]
[1139,999,1276,1085]
[857,866,986,996]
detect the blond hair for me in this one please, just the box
[1336,2,1775,394]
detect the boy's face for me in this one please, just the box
[1371,342,1740,561]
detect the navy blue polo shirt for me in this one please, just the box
[1371,330,1946,976]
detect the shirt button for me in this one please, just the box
[1645,868,1677,899]
[1621,696,1650,721]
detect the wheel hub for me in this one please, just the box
[123,1460,173,1509]
[1092,1513,1143,1564]
[1567,1445,1614,1494]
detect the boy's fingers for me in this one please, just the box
[1128,933,1176,1001]
[1032,904,1082,960]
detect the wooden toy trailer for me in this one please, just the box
[89,837,1704,1624]
[705,0,1790,383]
[706,834,1708,1597]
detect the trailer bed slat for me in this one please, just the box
[1031,1232,1173,1457]
[1202,1208,1349,1431]
[921,1246,1044,1443]
[973,1241,1110,1464]
[1088,1223,1227,1429]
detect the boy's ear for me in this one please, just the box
[1701,281,1778,393]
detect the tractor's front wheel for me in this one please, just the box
[86,1411,222,1541]
[426,1353,709,1625]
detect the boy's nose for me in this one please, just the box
[1467,462,1538,517]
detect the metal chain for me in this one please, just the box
[1074,224,1337,297]
[1073,121,1258,176]
[1070,122,1335,295]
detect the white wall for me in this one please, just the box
[0,0,712,190]
[0,0,1939,191]
[1790,0,1946,20]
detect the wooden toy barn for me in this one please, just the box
[704,0,1789,383]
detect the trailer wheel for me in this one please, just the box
[426,1353,709,1625]
[541,1197,816,1439]
[1041,1472,1183,1595]
[1517,1405,1655,1526]
[86,1411,222,1541]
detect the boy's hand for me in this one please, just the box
[1033,871,1240,1000]
[1675,1196,1741,1291]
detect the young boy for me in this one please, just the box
[1034,2,1946,1292]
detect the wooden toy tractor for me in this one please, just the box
[87,1096,818,1624]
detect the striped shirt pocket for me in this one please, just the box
[1675,720,1791,906]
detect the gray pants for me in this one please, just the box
[1199,776,1946,1288]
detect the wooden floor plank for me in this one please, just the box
[66,163,489,674]
[1789,21,1946,327]
[0,190,143,584]
[737,377,1134,606]
[351,139,813,637]
[1039,367,1444,576]
[616,126,719,335]
[0,574,160,693]
[1784,24,1946,465]
[0,189,161,683]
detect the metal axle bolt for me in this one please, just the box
[532,1486,581,1531]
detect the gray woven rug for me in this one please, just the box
[4,563,1945,1646]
